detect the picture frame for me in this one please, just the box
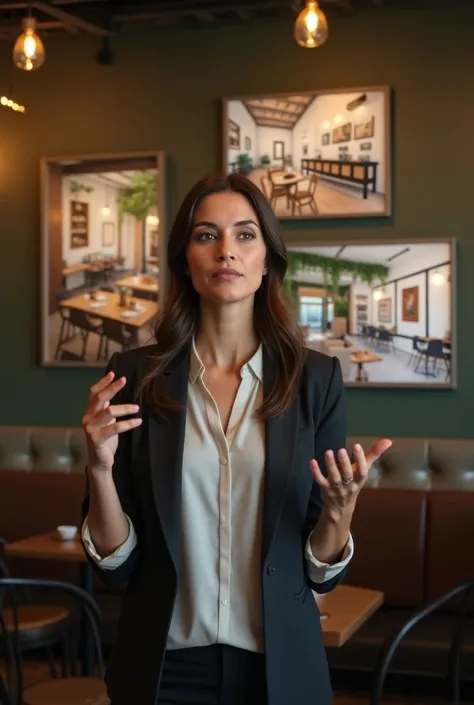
[70,200,89,248]
[378,298,392,323]
[402,286,419,322]
[273,141,284,159]
[354,116,375,140]
[332,122,352,144]
[222,85,392,219]
[285,237,455,388]
[40,150,166,367]
[101,221,115,247]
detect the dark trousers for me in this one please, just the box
[157,644,267,705]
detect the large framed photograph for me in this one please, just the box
[222,85,391,220]
[284,238,455,388]
[40,151,166,366]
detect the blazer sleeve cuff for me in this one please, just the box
[304,532,354,584]
[81,513,137,569]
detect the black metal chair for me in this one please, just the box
[0,540,74,685]
[370,580,474,705]
[0,578,107,705]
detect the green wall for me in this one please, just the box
[0,6,472,436]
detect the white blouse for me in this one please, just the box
[83,340,353,653]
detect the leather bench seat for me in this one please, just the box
[1,427,474,682]
[328,607,474,678]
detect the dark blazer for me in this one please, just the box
[81,342,347,705]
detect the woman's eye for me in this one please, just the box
[196,232,216,241]
[238,231,255,240]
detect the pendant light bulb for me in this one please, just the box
[13,17,45,71]
[294,1,328,49]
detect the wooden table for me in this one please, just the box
[115,275,159,295]
[60,291,157,328]
[5,532,86,564]
[271,171,304,188]
[351,350,382,382]
[317,584,383,647]
[5,532,93,675]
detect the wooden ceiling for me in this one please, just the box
[243,96,314,129]
[0,0,469,39]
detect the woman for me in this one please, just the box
[81,173,391,705]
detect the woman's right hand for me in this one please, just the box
[82,371,142,473]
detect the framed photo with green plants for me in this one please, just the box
[222,85,392,220]
[284,237,456,388]
[40,151,166,367]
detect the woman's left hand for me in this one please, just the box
[310,439,392,519]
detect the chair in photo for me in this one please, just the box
[290,174,319,215]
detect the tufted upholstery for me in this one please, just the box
[1,428,474,676]
[2,428,473,485]
[347,436,474,491]
[0,426,87,473]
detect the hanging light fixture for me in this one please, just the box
[431,270,445,286]
[0,90,26,113]
[101,180,111,216]
[13,16,45,71]
[294,1,329,49]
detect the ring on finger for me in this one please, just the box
[342,476,354,485]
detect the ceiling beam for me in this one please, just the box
[60,156,157,175]
[0,0,103,8]
[113,1,295,23]
[31,1,112,36]
[246,105,304,120]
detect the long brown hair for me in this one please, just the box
[140,172,304,418]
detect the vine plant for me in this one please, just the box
[282,250,389,311]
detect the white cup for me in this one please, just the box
[56,525,78,541]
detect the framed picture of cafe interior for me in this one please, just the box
[284,238,455,388]
[222,85,391,220]
[40,151,165,367]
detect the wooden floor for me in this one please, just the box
[248,167,386,217]
[1,662,453,705]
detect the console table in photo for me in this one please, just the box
[301,158,378,199]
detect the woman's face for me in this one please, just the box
[186,191,267,306]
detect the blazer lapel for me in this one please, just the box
[262,348,300,562]
[147,346,190,574]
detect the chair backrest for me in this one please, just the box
[0,577,105,694]
[425,339,444,357]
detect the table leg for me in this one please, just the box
[356,362,369,382]
[79,562,94,676]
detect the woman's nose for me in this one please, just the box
[217,251,236,261]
